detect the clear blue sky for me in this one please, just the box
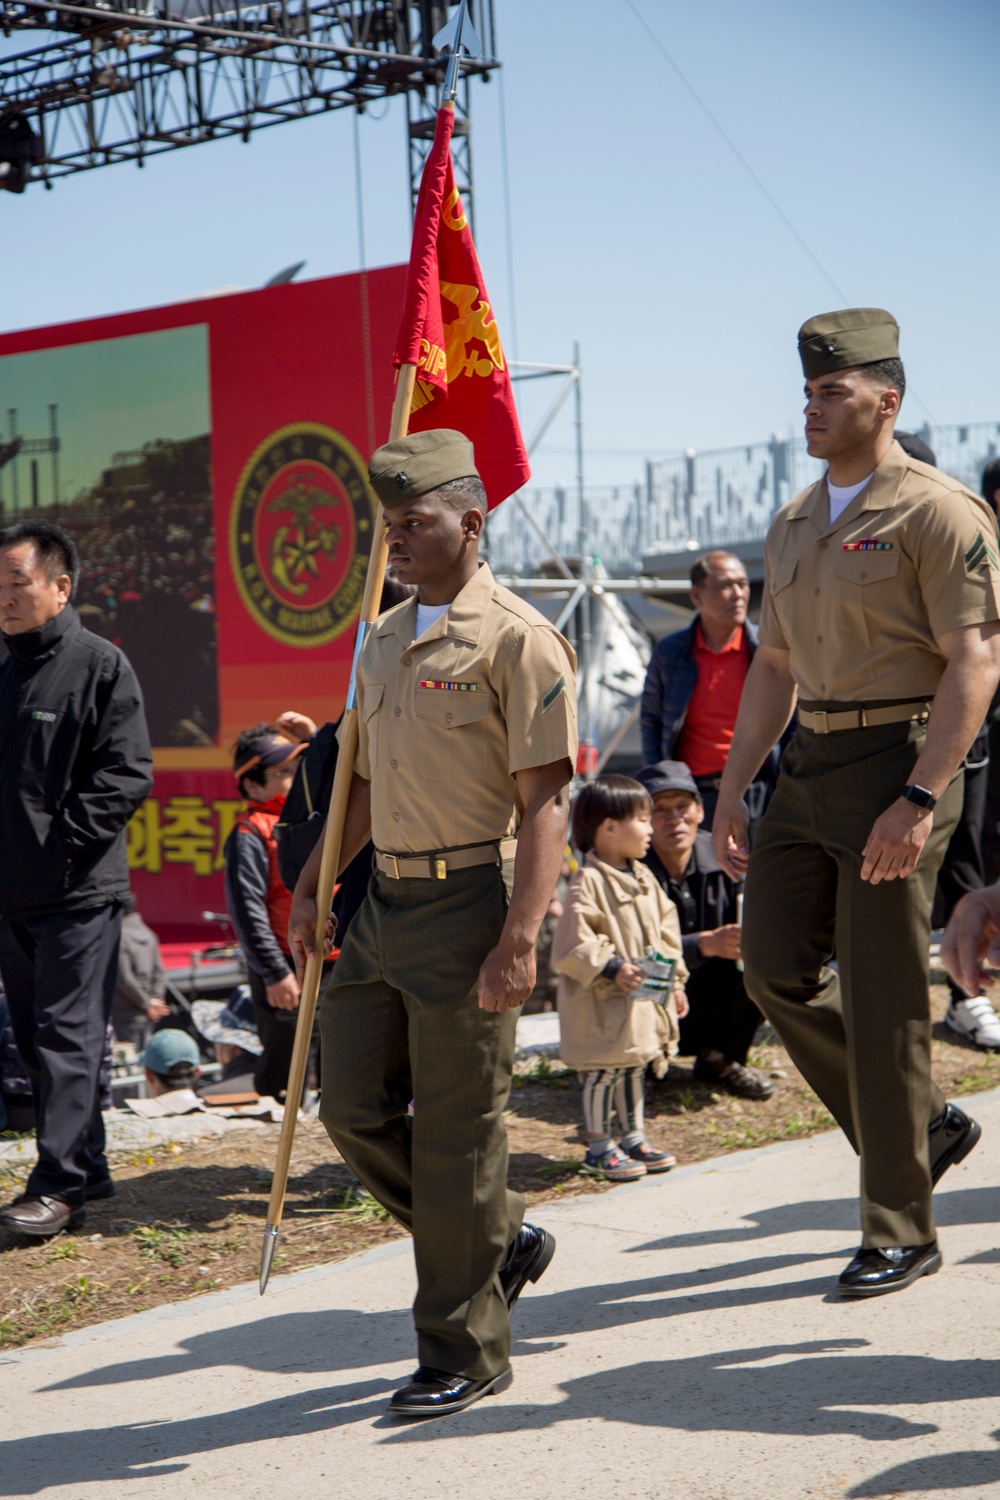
[2,0,998,489]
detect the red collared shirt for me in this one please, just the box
[673,623,748,776]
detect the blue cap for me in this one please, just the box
[141,1028,201,1075]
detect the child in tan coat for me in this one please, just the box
[552,775,689,1182]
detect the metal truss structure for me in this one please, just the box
[0,404,59,509]
[0,0,496,204]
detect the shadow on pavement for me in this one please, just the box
[9,1340,1000,1489]
[847,1432,1000,1495]
[378,1341,1000,1448]
[629,1183,1000,1254]
[40,1307,418,1391]
[43,1251,846,1394]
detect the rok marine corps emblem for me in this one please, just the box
[230,423,374,648]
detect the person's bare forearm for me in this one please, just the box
[908,629,1000,797]
[501,781,570,954]
[477,760,572,1013]
[858,623,1000,885]
[719,650,797,799]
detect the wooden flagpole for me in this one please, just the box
[259,362,416,1293]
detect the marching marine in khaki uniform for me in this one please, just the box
[714,309,1000,1296]
[290,429,576,1417]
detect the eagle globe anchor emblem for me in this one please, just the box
[266,481,343,598]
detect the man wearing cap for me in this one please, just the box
[635,759,771,1100]
[290,429,576,1417]
[713,309,1000,1296]
[141,1028,202,1097]
[226,722,311,1100]
[192,990,262,1098]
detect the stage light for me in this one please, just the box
[0,115,43,194]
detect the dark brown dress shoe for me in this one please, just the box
[389,1365,513,1418]
[694,1054,774,1100]
[837,1242,941,1297]
[0,1195,86,1237]
[929,1102,981,1187]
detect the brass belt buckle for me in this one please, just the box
[384,854,400,879]
[813,710,829,734]
[435,857,447,880]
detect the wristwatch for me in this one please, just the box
[901,784,937,812]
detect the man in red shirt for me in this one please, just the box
[641,551,782,830]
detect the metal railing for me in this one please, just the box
[486,420,1000,574]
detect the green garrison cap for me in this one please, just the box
[368,429,479,508]
[798,308,900,379]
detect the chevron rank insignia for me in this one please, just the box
[965,530,1000,576]
[542,674,566,712]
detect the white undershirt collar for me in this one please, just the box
[827,472,874,524]
[415,601,450,638]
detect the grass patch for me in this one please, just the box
[133,1224,197,1268]
[0,1275,100,1347]
[512,1054,574,1087]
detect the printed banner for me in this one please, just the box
[0,267,406,939]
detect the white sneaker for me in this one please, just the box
[946,995,1000,1050]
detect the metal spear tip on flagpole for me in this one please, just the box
[260,1222,280,1294]
[433,0,482,103]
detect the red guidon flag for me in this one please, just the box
[393,103,529,508]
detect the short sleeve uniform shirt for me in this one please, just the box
[351,563,577,853]
[759,440,1000,703]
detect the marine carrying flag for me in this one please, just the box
[393,103,530,509]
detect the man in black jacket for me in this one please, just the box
[0,522,153,1235]
[636,760,772,1100]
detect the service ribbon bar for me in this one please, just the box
[842,540,894,551]
[419,679,480,691]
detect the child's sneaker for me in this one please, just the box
[625,1140,676,1174]
[582,1144,647,1182]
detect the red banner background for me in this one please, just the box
[0,267,406,941]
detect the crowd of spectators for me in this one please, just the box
[6,490,1000,1216]
[0,435,219,746]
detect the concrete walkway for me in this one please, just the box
[3,1094,1000,1500]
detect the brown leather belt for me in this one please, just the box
[798,700,932,735]
[375,837,517,881]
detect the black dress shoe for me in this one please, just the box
[837,1242,941,1297]
[388,1365,513,1418]
[929,1102,981,1187]
[0,1195,86,1237]
[85,1174,115,1202]
[499,1223,556,1312]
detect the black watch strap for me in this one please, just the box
[902,784,937,812]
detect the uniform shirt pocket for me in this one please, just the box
[360,683,384,773]
[768,555,798,641]
[413,686,490,782]
[833,550,901,586]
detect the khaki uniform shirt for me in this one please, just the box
[352,563,577,853]
[759,439,1000,703]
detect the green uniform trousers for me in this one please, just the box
[742,720,962,1248]
[319,859,523,1381]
